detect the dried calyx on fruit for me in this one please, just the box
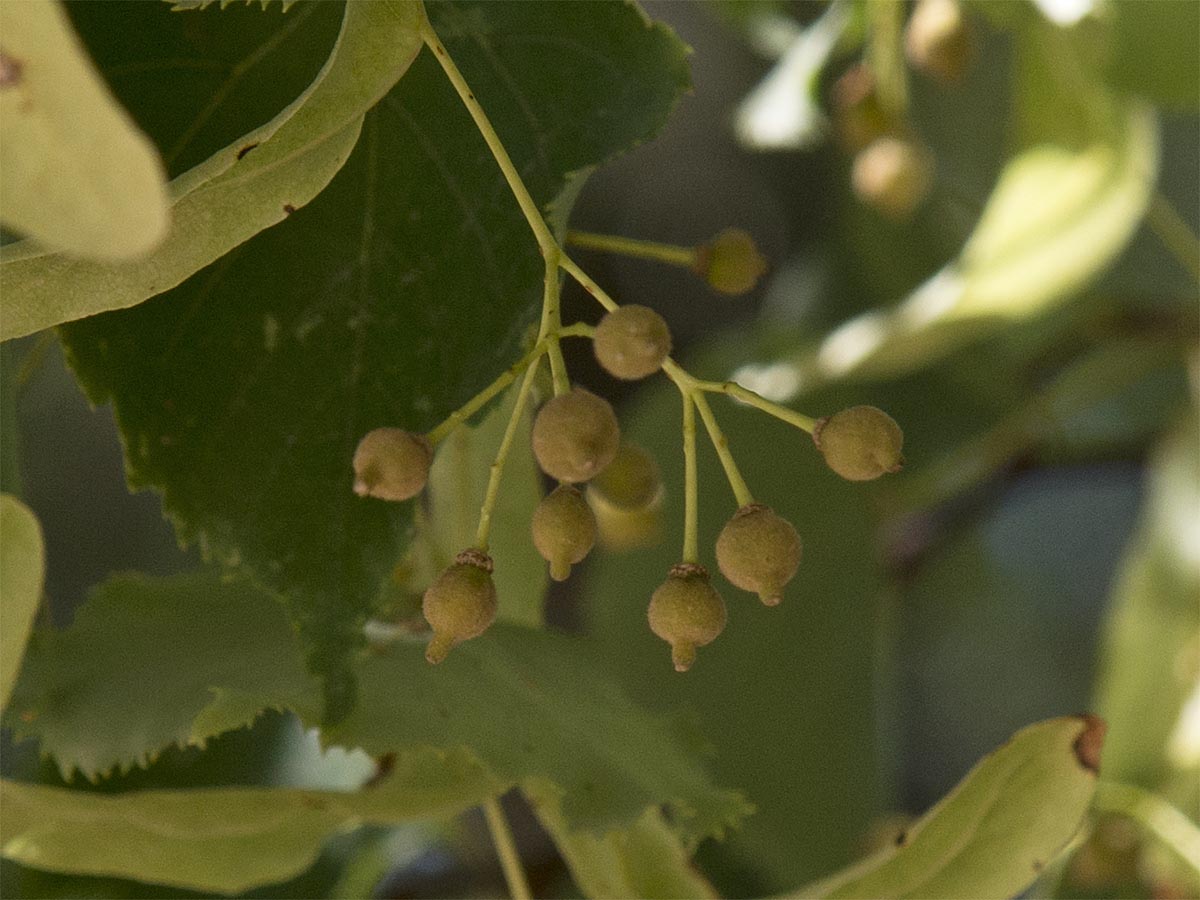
[693,228,768,295]
[593,304,672,380]
[422,549,498,664]
[531,485,596,581]
[648,563,727,672]
[531,387,621,483]
[813,405,905,481]
[352,428,431,501]
[715,504,801,606]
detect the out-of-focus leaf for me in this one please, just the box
[0,747,497,895]
[526,781,717,900]
[1094,413,1200,797]
[58,2,690,709]
[328,625,749,843]
[420,379,548,627]
[0,0,168,260]
[0,1,424,340]
[814,19,1158,380]
[793,716,1105,899]
[0,495,43,712]
[4,572,321,780]
[1106,0,1200,111]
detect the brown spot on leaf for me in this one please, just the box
[282,203,296,215]
[363,752,395,788]
[1073,713,1107,774]
[236,142,259,160]
[895,830,908,847]
[0,51,22,89]
[1032,858,1044,872]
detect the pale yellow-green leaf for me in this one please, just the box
[791,716,1104,899]
[0,495,43,713]
[0,747,500,895]
[813,21,1158,381]
[526,781,718,900]
[0,0,425,340]
[1094,412,1200,794]
[0,0,169,260]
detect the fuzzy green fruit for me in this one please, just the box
[593,305,672,380]
[715,503,801,606]
[531,485,596,581]
[693,228,767,295]
[531,387,621,483]
[422,549,497,664]
[647,563,727,672]
[588,441,662,512]
[352,428,431,501]
[813,405,904,481]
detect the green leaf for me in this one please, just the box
[526,781,718,900]
[58,1,690,703]
[1106,0,1200,111]
[329,625,749,843]
[793,716,1105,899]
[0,495,44,713]
[4,572,321,780]
[1094,413,1200,794]
[813,18,1158,381]
[0,0,168,261]
[0,746,499,895]
[0,0,424,340]
[421,378,549,627]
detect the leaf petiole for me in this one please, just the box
[483,796,533,900]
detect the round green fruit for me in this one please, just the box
[693,228,768,295]
[531,387,621,483]
[715,504,801,606]
[813,405,904,481]
[647,563,727,672]
[352,428,431,502]
[531,485,597,582]
[422,549,498,664]
[593,305,672,380]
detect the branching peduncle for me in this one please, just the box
[475,355,543,551]
[693,392,754,507]
[681,390,699,563]
[566,230,698,268]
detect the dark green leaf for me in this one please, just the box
[1107,0,1200,111]
[4,572,320,780]
[0,495,44,712]
[58,1,690,705]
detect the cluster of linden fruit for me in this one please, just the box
[838,0,973,219]
[352,230,903,671]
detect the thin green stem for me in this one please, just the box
[693,392,754,507]
[868,0,908,120]
[693,378,817,433]
[681,390,699,564]
[419,22,557,256]
[559,254,619,312]
[566,230,698,268]
[482,797,533,900]
[426,343,547,447]
[475,356,542,551]
[1147,192,1200,283]
[1093,782,1200,876]
[540,248,570,395]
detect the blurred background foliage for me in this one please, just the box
[2,0,1197,897]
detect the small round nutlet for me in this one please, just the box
[531,387,621,484]
[422,549,498,664]
[588,442,662,513]
[531,485,597,582]
[693,228,768,295]
[593,305,672,381]
[715,504,802,606]
[813,405,905,482]
[352,428,431,502]
[905,0,973,83]
[851,137,933,220]
[647,563,727,673]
